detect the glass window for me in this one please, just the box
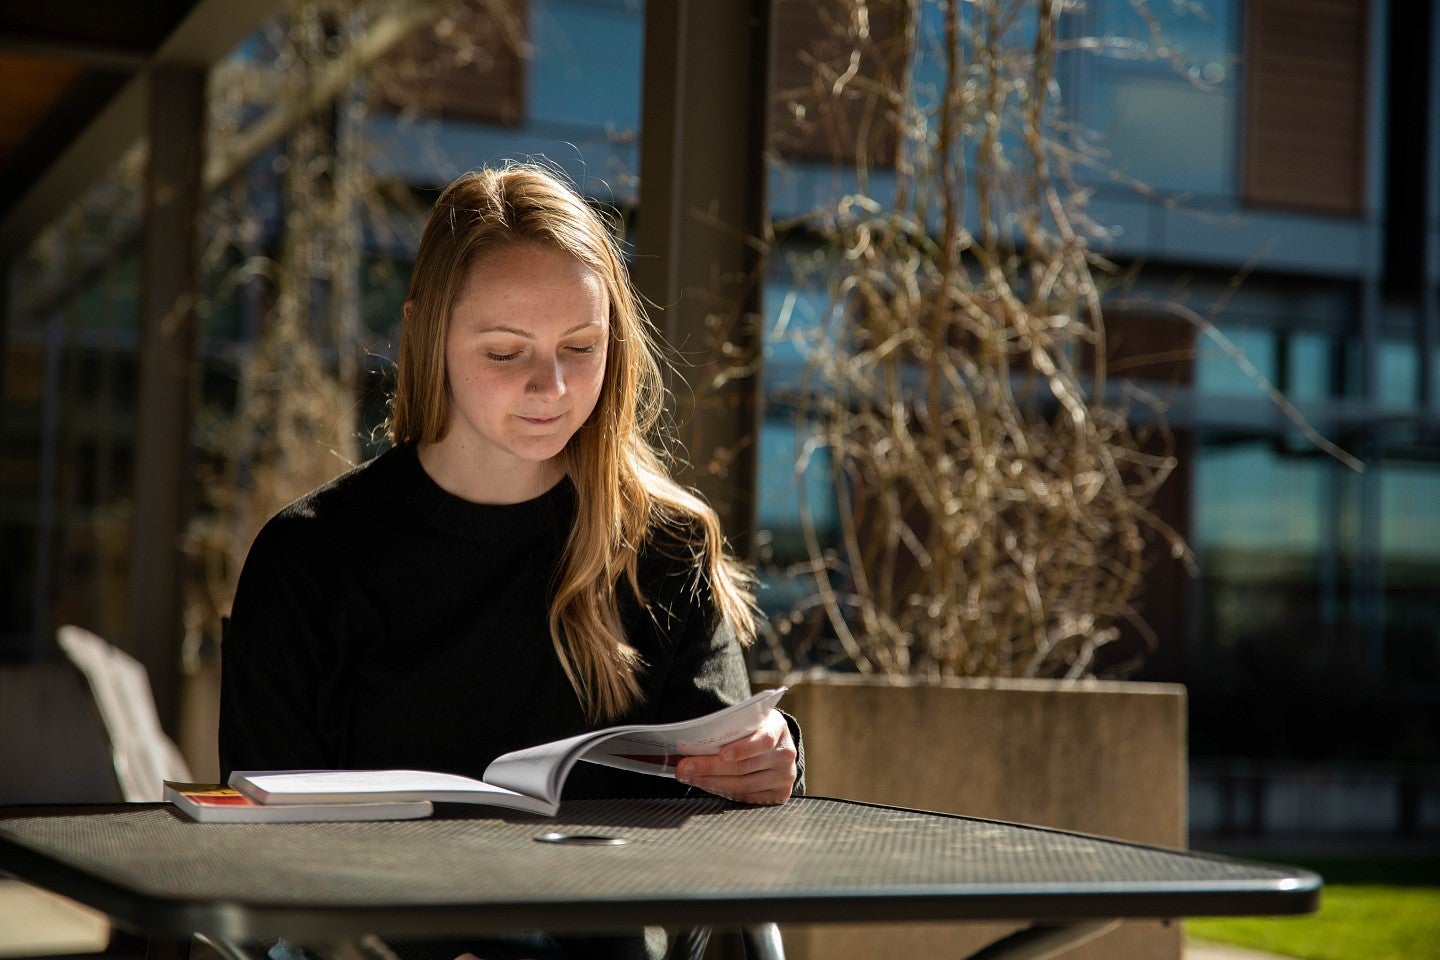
[73,255,139,333]
[760,244,843,394]
[753,413,840,654]
[1189,437,1338,744]
[755,417,837,561]
[1379,340,1418,408]
[361,255,411,343]
[530,0,643,131]
[1195,325,1276,397]
[1338,337,1422,405]
[1194,443,1324,557]
[1380,460,1440,682]
[1381,459,1440,565]
[756,245,842,625]
[1433,345,1440,411]
[1069,0,1240,197]
[1284,332,1334,402]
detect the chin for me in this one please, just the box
[508,440,573,463]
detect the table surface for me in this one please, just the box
[0,796,1320,943]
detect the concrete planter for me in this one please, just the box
[758,674,1187,960]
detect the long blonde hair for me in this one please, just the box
[388,163,756,721]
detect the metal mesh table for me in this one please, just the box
[0,796,1319,949]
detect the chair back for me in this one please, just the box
[56,625,192,801]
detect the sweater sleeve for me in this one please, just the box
[664,611,806,798]
[640,546,807,798]
[218,517,340,780]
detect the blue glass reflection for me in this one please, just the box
[1068,0,1239,196]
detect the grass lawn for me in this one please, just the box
[1185,851,1440,960]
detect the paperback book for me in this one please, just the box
[164,782,433,823]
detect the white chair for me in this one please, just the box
[55,625,192,801]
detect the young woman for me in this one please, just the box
[219,163,801,960]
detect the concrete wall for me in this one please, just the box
[177,659,222,783]
[0,662,119,803]
[761,674,1188,960]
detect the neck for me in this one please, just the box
[415,441,565,505]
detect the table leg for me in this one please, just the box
[964,920,1120,960]
[741,923,785,960]
[195,933,269,960]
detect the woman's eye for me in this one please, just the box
[566,343,599,356]
[486,351,521,362]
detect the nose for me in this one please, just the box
[525,355,565,398]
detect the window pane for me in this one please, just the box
[761,250,833,393]
[1381,460,1440,681]
[756,418,837,559]
[1072,0,1239,196]
[1195,443,1323,556]
[1286,332,1333,402]
[1379,340,1418,408]
[1195,326,1275,396]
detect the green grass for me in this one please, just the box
[1185,852,1440,960]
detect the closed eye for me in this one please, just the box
[486,351,521,362]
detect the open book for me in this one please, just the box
[228,687,786,818]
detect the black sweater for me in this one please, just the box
[219,443,801,801]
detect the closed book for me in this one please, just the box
[163,781,433,823]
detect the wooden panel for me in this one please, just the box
[370,0,526,127]
[0,55,84,158]
[0,3,174,56]
[1099,312,1196,386]
[770,0,908,167]
[1242,0,1369,215]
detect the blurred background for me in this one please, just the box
[0,0,1437,926]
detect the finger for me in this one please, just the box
[681,732,796,780]
[715,769,797,806]
[682,750,771,779]
[678,745,797,802]
[682,767,794,805]
[716,711,791,762]
[712,729,774,764]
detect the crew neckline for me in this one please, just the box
[388,443,575,540]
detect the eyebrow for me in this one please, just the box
[474,321,605,339]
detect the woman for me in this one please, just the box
[219,163,801,959]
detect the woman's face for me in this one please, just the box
[429,242,609,500]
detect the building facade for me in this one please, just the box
[2,0,1437,813]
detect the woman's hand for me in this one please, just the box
[675,709,797,805]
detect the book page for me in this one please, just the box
[483,687,786,803]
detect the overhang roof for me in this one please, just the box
[0,0,283,262]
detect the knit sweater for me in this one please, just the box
[218,443,800,803]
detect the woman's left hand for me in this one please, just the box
[674,709,797,805]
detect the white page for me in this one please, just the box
[483,687,786,803]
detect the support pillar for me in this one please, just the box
[634,0,773,556]
[127,65,206,734]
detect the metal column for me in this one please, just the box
[127,64,206,734]
[634,0,773,556]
